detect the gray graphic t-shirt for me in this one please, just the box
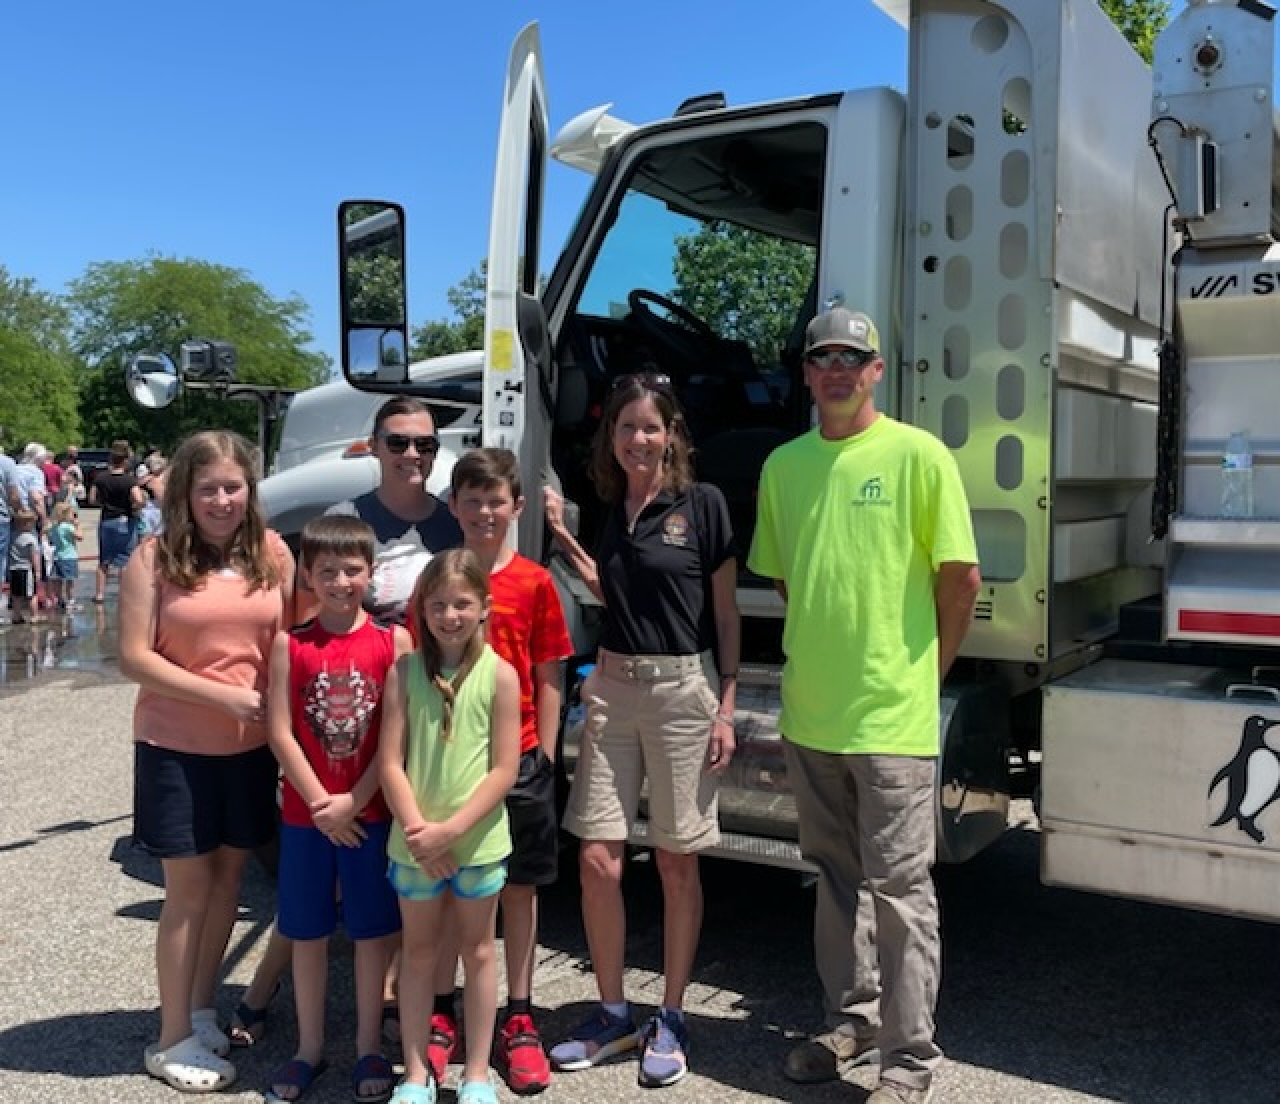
[326,491,463,623]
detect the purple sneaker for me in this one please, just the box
[638,1009,689,1087]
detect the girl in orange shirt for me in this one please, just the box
[120,430,295,1094]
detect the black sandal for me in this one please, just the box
[229,981,280,1048]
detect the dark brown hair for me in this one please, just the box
[299,514,376,570]
[450,447,522,501]
[408,548,490,741]
[589,376,694,502]
[154,430,282,592]
[371,395,435,438]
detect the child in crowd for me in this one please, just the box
[379,550,521,1104]
[48,500,82,610]
[265,515,411,1104]
[424,449,572,1093]
[8,509,42,623]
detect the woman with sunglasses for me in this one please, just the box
[327,396,464,625]
[543,373,740,1089]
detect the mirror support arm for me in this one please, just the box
[184,381,299,476]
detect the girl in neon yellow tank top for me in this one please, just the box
[379,549,521,1104]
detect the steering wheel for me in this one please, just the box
[627,289,719,372]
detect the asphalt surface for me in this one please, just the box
[2,590,1280,1102]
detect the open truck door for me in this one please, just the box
[483,23,551,555]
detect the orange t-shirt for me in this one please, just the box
[487,553,573,754]
[133,535,291,757]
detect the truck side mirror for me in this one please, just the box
[338,200,410,387]
[125,351,181,410]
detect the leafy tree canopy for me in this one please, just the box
[0,326,81,453]
[68,256,331,452]
[409,263,487,361]
[673,221,814,365]
[1099,0,1170,64]
[0,265,83,452]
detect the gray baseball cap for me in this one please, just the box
[803,307,881,357]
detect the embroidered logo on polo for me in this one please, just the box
[661,512,691,546]
[854,476,892,506]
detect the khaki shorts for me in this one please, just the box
[563,649,721,853]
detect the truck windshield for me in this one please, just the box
[555,117,827,554]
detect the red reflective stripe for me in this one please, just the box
[1178,610,1280,636]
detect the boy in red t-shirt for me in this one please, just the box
[266,514,411,1104]
[423,448,573,1093]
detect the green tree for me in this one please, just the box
[68,256,330,451]
[0,267,75,356]
[409,263,487,361]
[672,221,814,365]
[0,265,84,451]
[1099,0,1170,64]
[0,326,81,452]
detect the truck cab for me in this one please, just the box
[334,0,1280,924]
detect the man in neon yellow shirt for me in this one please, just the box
[748,307,980,1104]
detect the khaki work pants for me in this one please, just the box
[784,743,943,1092]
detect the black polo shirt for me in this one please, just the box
[596,482,736,656]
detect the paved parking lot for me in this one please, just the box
[2,657,1280,1103]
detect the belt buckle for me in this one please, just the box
[626,659,658,680]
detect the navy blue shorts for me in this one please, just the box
[133,742,278,858]
[507,748,559,887]
[277,821,401,940]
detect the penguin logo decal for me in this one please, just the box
[1208,715,1280,843]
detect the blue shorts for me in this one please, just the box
[51,558,79,581]
[98,515,138,569]
[277,821,401,941]
[388,858,507,902]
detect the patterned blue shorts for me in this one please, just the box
[388,858,507,902]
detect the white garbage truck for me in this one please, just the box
[319,0,1280,923]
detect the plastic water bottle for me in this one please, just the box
[1221,430,1254,518]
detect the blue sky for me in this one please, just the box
[0,1,910,372]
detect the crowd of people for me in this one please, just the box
[0,439,168,622]
[104,306,978,1104]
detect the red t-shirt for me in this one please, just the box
[282,617,398,826]
[487,553,573,754]
[41,461,63,494]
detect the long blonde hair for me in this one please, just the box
[408,549,490,740]
[154,430,281,592]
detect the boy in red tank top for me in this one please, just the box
[419,449,573,1094]
[265,515,411,1104]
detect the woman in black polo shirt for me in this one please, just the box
[544,372,740,1089]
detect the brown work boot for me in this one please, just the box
[783,1029,879,1083]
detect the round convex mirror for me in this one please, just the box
[126,351,181,410]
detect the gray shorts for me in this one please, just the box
[563,649,721,853]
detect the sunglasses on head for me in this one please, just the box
[611,371,674,394]
[379,432,440,456]
[806,347,876,370]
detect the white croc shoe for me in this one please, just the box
[190,1008,231,1058]
[144,1034,236,1093]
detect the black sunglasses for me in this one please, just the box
[611,371,674,394]
[805,348,876,371]
[379,432,440,456]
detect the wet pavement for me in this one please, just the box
[1,508,120,687]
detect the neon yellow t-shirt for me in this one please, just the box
[748,417,978,756]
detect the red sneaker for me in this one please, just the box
[496,1012,552,1094]
[427,1012,460,1084]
